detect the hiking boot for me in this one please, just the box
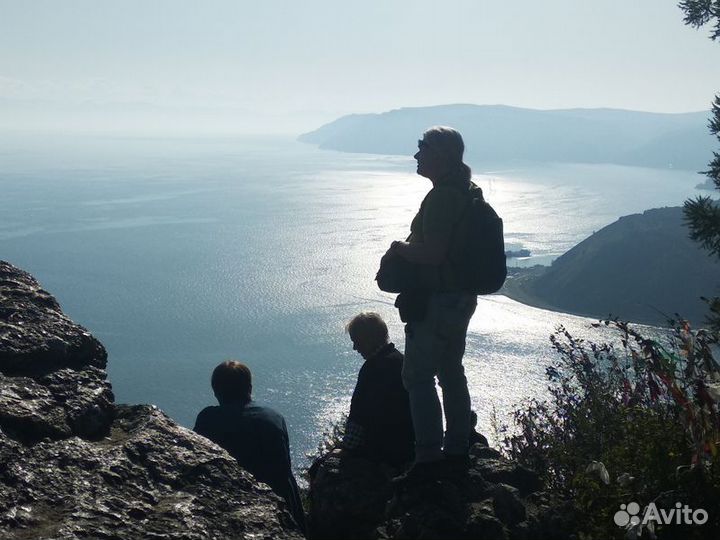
[391,460,446,486]
[442,453,472,476]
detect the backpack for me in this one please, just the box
[449,183,507,295]
[375,182,507,295]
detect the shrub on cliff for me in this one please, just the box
[500,320,720,538]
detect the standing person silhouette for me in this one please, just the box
[387,126,478,482]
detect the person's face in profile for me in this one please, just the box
[414,138,447,180]
[349,332,374,360]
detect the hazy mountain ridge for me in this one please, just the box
[504,206,720,326]
[299,104,713,169]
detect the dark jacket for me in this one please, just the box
[348,343,414,466]
[194,401,306,532]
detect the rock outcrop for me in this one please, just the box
[0,261,303,540]
[307,445,574,540]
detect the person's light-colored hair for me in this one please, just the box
[422,126,472,181]
[345,312,389,348]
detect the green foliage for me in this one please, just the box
[500,320,720,538]
[299,415,346,512]
[314,415,347,460]
[684,195,720,258]
[680,6,720,331]
[301,414,346,483]
[679,0,720,40]
[684,94,720,265]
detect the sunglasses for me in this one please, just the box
[418,139,441,155]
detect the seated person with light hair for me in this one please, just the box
[194,361,306,532]
[343,312,414,467]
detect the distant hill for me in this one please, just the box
[299,104,714,170]
[503,207,720,326]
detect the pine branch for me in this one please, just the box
[709,95,720,137]
[707,297,720,332]
[703,150,720,190]
[679,2,720,332]
[679,0,720,40]
[683,196,720,258]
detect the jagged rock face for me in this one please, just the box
[0,261,303,540]
[0,368,113,444]
[0,260,114,446]
[0,405,300,539]
[0,261,107,376]
[308,445,575,540]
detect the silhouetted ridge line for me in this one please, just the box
[300,104,712,170]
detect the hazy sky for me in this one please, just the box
[2,0,720,133]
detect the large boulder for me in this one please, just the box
[307,449,394,539]
[0,405,300,539]
[0,261,303,539]
[308,444,574,540]
[0,262,107,376]
[0,261,114,448]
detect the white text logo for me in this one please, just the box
[614,501,708,528]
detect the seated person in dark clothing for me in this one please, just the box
[469,410,489,447]
[343,312,414,467]
[194,361,306,533]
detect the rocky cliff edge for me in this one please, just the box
[0,261,303,540]
[307,446,575,539]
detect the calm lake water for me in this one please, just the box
[0,133,705,471]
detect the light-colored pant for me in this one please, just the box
[402,292,477,463]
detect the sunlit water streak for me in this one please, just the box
[0,134,704,472]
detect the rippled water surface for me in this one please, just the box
[0,134,704,470]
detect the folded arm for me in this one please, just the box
[390,234,448,265]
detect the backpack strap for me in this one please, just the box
[451,181,483,236]
[405,190,434,241]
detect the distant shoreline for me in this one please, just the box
[499,267,666,327]
[299,104,714,172]
[501,268,559,313]
[499,267,584,318]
